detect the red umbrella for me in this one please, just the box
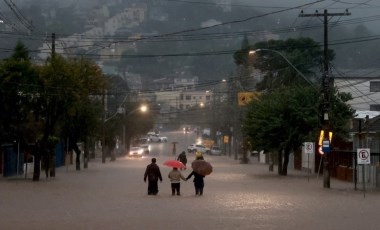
[163,160,185,169]
[191,160,212,176]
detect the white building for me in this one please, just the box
[178,90,212,110]
[173,77,198,89]
[153,90,212,111]
[334,69,380,111]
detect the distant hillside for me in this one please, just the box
[3,0,376,83]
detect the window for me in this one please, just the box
[186,95,191,100]
[370,104,380,111]
[206,95,211,100]
[370,81,380,92]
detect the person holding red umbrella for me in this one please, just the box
[168,167,186,196]
[144,158,163,195]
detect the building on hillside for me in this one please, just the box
[85,6,110,30]
[178,90,212,111]
[334,69,380,111]
[37,2,147,60]
[173,77,199,90]
[155,91,181,109]
[123,71,142,92]
[151,89,213,111]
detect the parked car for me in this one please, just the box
[149,133,168,143]
[210,146,222,155]
[187,144,207,153]
[128,147,144,157]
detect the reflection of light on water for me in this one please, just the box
[211,173,294,212]
[215,193,293,211]
[212,173,246,181]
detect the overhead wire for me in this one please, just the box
[331,64,380,108]
[2,10,380,52]
[2,0,32,32]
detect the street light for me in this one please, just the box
[102,104,148,162]
[249,49,316,88]
[122,104,149,152]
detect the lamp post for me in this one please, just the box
[249,49,315,87]
[102,104,148,162]
[248,48,318,171]
[122,104,148,153]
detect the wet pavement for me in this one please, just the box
[1,154,379,230]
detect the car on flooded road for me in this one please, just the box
[210,146,222,155]
[128,147,144,158]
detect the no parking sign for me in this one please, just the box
[304,142,314,154]
[357,148,370,164]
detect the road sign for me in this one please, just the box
[322,140,330,154]
[237,92,260,106]
[304,142,314,154]
[223,136,229,144]
[357,148,371,164]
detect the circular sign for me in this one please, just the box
[358,149,369,161]
[306,143,313,151]
[357,148,370,164]
[318,145,324,155]
[304,142,314,154]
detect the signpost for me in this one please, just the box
[357,148,370,197]
[304,142,314,182]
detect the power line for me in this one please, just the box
[2,0,32,32]
[299,8,351,189]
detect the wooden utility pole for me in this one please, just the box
[299,9,350,188]
[52,33,55,56]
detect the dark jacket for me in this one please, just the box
[177,152,187,164]
[186,171,204,186]
[144,163,162,182]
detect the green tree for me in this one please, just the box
[34,55,106,180]
[235,38,355,175]
[234,37,332,90]
[243,86,319,175]
[243,86,354,175]
[122,103,155,154]
[0,41,40,146]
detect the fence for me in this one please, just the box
[331,136,380,188]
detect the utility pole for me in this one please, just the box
[299,9,350,188]
[102,90,106,163]
[52,33,55,56]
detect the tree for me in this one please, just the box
[243,86,319,175]
[236,38,355,175]
[34,55,106,179]
[0,41,40,148]
[243,86,354,175]
[122,103,155,154]
[234,37,332,90]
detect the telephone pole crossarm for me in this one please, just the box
[299,10,351,18]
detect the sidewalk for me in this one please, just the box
[223,153,377,193]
